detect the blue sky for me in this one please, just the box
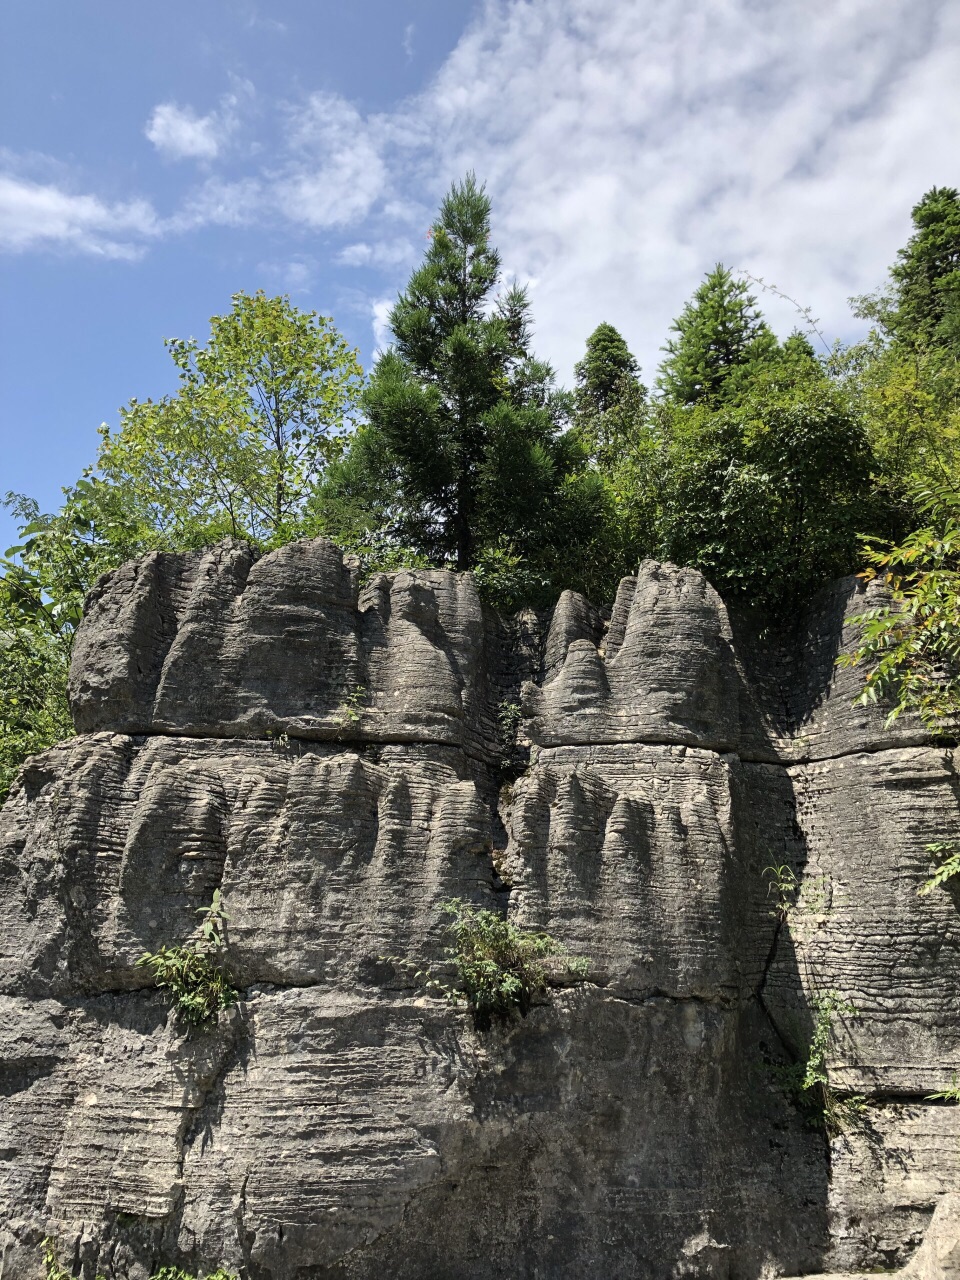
[1,0,957,551]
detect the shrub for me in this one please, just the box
[137,892,236,1026]
[773,989,866,1135]
[436,899,589,1032]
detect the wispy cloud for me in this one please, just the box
[371,298,393,352]
[0,173,158,258]
[145,87,248,162]
[400,0,959,375]
[403,24,415,60]
[337,238,416,269]
[5,0,958,383]
[276,92,388,228]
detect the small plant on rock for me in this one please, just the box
[773,989,866,1134]
[496,698,525,771]
[926,1072,960,1104]
[333,684,366,733]
[41,1240,73,1280]
[763,863,798,921]
[918,840,960,896]
[151,1268,238,1280]
[417,899,589,1032]
[137,891,236,1026]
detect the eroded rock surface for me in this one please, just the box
[2,541,958,1278]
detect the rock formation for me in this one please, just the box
[1,539,959,1278]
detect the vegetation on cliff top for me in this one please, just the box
[2,179,960,799]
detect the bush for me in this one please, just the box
[137,892,236,1026]
[437,899,588,1032]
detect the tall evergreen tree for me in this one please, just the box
[889,186,960,350]
[573,323,646,466]
[657,265,778,407]
[575,323,642,418]
[321,175,586,574]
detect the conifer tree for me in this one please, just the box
[657,265,778,407]
[889,186,960,350]
[575,323,642,418]
[574,323,646,465]
[323,175,582,573]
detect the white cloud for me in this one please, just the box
[169,177,264,230]
[337,238,416,268]
[276,92,388,228]
[371,298,393,351]
[0,173,158,258]
[146,103,222,160]
[6,0,958,336]
[145,88,248,162]
[393,0,960,378]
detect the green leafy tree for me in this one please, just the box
[839,482,960,725]
[833,189,960,500]
[656,364,877,613]
[568,323,654,597]
[1,294,361,803]
[0,482,152,803]
[318,175,598,586]
[575,322,644,419]
[99,290,363,547]
[657,264,779,407]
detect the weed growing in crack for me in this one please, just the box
[918,840,960,896]
[333,684,367,734]
[137,891,236,1027]
[496,698,527,777]
[42,1240,78,1280]
[388,899,589,1032]
[763,863,798,921]
[926,1072,960,1103]
[151,1268,238,1280]
[772,989,867,1135]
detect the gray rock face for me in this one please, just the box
[2,540,959,1278]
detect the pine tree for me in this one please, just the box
[573,323,646,466]
[657,265,778,407]
[575,323,642,417]
[889,186,960,350]
[324,175,579,573]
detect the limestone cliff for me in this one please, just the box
[2,539,959,1278]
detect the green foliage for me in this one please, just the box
[404,899,589,1032]
[137,892,236,1026]
[41,1236,236,1280]
[471,541,549,613]
[888,186,960,352]
[918,840,960,897]
[655,368,876,613]
[150,1268,238,1280]
[926,1072,960,1104]
[98,290,363,547]
[0,479,150,803]
[333,684,367,732]
[495,699,525,773]
[763,863,799,921]
[322,175,603,591]
[774,990,866,1135]
[657,264,779,407]
[442,900,587,1031]
[0,617,72,805]
[333,526,433,582]
[574,322,646,465]
[839,483,960,725]
[41,1239,73,1280]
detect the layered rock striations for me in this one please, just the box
[2,541,959,1278]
